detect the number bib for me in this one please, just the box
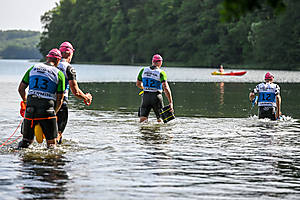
[142,67,162,92]
[258,92,276,107]
[57,60,70,100]
[255,82,279,107]
[28,64,60,100]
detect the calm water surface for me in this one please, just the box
[1,59,300,200]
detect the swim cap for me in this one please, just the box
[265,72,274,80]
[59,41,75,53]
[152,54,163,62]
[46,48,62,59]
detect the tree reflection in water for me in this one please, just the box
[18,150,69,199]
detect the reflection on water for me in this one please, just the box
[0,110,300,199]
[139,123,174,145]
[1,70,300,199]
[219,82,224,106]
[18,149,69,199]
[72,82,300,119]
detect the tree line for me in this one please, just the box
[39,0,300,69]
[0,30,42,59]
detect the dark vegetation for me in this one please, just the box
[0,30,42,59]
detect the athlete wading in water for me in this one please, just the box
[249,72,282,120]
[18,49,65,148]
[136,54,174,123]
[56,41,92,144]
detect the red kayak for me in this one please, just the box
[211,71,247,76]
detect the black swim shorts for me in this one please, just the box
[139,91,163,119]
[22,95,58,141]
[57,103,69,133]
[258,106,276,120]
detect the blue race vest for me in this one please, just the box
[142,67,162,92]
[27,63,60,100]
[57,60,70,100]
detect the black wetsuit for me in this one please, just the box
[139,91,164,119]
[22,95,58,140]
[57,61,77,133]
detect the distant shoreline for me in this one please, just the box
[1,58,299,71]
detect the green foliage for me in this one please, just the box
[220,0,286,21]
[0,30,42,59]
[39,0,300,69]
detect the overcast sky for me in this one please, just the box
[0,0,60,32]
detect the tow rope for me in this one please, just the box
[0,119,23,148]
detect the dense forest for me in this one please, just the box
[0,30,42,59]
[39,0,299,69]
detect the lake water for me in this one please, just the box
[1,59,300,200]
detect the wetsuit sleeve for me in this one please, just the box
[252,84,259,94]
[21,66,34,85]
[137,68,144,81]
[275,84,280,95]
[57,71,66,93]
[66,65,77,80]
[160,70,167,82]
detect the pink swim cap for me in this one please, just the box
[46,48,62,59]
[59,41,75,53]
[152,54,163,62]
[265,72,274,80]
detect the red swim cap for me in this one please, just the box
[59,41,75,53]
[152,54,163,62]
[46,48,62,59]
[265,72,274,80]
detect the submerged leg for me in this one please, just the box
[140,117,148,123]
[17,138,33,149]
[46,139,57,148]
[56,131,63,144]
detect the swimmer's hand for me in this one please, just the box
[20,101,26,117]
[169,102,174,113]
[84,93,92,106]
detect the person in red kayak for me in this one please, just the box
[219,65,224,73]
[249,72,281,120]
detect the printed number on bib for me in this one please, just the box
[143,78,160,90]
[33,78,49,90]
[258,92,275,103]
[144,79,156,88]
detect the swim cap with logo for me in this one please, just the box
[152,54,163,62]
[46,48,62,59]
[59,41,75,53]
[265,72,274,80]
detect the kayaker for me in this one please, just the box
[17,49,65,148]
[219,65,224,73]
[56,41,93,144]
[249,72,281,120]
[136,54,174,123]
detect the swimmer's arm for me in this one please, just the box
[136,68,144,89]
[136,80,143,89]
[276,94,282,118]
[162,81,173,112]
[55,93,64,113]
[249,92,256,101]
[69,80,92,104]
[18,82,28,103]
